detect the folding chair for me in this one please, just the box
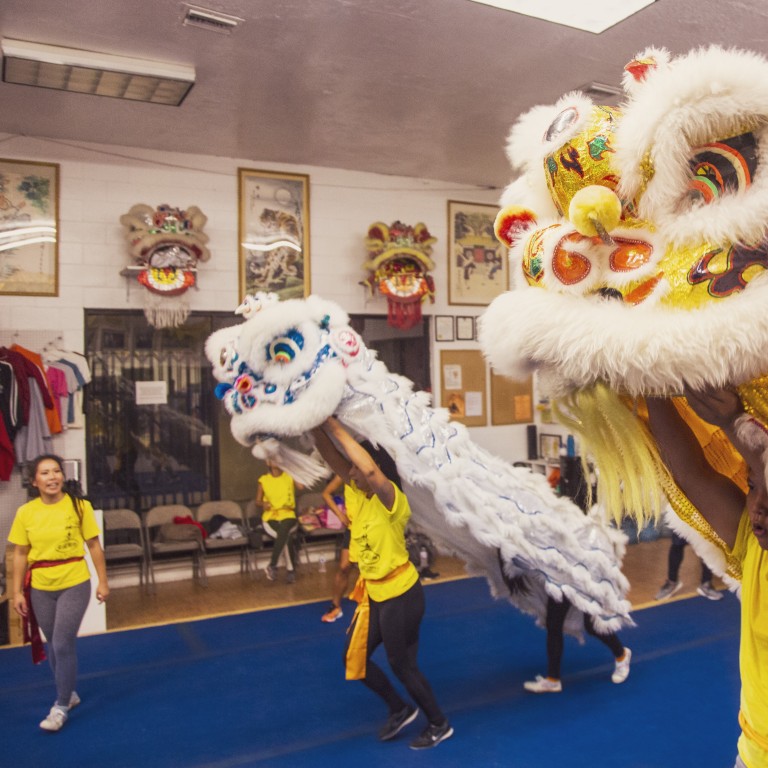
[144,504,208,591]
[195,500,253,577]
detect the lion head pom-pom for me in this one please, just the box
[568,186,622,240]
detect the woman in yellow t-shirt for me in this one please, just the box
[312,417,453,751]
[9,454,109,733]
[254,461,303,582]
[646,391,768,768]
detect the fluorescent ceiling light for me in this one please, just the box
[467,0,656,34]
[1,38,194,106]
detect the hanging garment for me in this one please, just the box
[0,358,21,440]
[11,344,62,435]
[56,355,89,428]
[14,379,53,463]
[46,361,77,427]
[44,365,68,430]
[0,416,14,480]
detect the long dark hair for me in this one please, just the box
[359,440,401,491]
[27,454,87,524]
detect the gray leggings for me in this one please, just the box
[30,580,91,707]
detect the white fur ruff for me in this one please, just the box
[480,271,768,398]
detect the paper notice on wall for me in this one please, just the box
[135,380,168,405]
[465,391,483,417]
[514,394,532,421]
[443,364,462,390]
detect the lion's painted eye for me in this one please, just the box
[267,329,305,364]
[679,130,757,211]
[220,347,237,368]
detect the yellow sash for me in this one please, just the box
[344,562,411,680]
[739,710,768,754]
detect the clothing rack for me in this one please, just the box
[0,329,63,354]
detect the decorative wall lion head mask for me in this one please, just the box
[120,203,210,328]
[362,220,436,330]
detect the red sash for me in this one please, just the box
[22,557,85,664]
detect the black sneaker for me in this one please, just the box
[378,705,419,741]
[409,720,454,750]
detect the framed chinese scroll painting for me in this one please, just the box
[238,169,310,301]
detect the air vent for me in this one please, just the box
[579,81,623,103]
[183,5,243,34]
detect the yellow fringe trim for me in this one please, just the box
[553,384,665,527]
[553,384,745,581]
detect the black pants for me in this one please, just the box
[668,532,712,583]
[346,578,445,725]
[546,596,624,679]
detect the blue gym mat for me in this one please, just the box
[0,577,742,767]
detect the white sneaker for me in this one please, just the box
[612,648,632,684]
[697,582,724,601]
[40,705,68,732]
[655,580,682,601]
[69,691,81,709]
[523,675,562,693]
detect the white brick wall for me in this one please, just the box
[0,133,535,545]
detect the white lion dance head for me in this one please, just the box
[205,293,366,482]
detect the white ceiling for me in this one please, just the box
[1,0,767,191]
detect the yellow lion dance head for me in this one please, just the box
[479,45,768,581]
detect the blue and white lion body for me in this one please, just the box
[206,294,633,638]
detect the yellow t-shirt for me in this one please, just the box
[8,495,100,590]
[344,481,363,539]
[346,481,418,602]
[258,472,297,522]
[733,511,768,767]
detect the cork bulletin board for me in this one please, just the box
[439,349,487,426]
[490,371,534,425]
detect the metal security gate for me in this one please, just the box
[84,310,431,513]
[84,311,231,512]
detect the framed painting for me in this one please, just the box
[238,168,310,301]
[448,200,508,306]
[0,158,59,297]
